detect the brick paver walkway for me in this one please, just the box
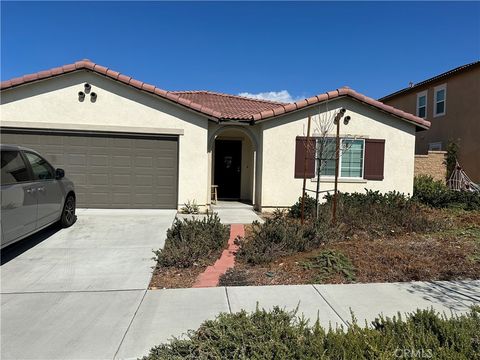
[193,224,244,287]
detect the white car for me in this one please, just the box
[1,145,76,248]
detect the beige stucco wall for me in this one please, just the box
[0,70,210,208]
[258,97,417,209]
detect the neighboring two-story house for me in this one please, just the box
[379,61,480,182]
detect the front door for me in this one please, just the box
[214,140,242,199]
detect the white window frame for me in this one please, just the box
[428,142,442,151]
[416,90,428,118]
[434,84,447,117]
[316,138,365,179]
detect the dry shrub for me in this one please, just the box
[237,191,442,266]
[236,210,336,265]
[323,190,442,238]
[219,268,253,287]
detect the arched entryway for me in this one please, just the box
[208,126,257,206]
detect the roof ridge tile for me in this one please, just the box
[0,60,430,128]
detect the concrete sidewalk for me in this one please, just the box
[115,280,479,360]
[2,280,478,360]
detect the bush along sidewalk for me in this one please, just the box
[153,213,229,268]
[141,306,480,360]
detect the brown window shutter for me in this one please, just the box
[294,136,316,178]
[364,139,385,180]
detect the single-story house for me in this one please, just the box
[0,60,430,211]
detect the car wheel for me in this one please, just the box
[60,195,76,228]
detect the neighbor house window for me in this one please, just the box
[317,138,364,178]
[428,142,442,151]
[434,84,447,117]
[416,91,427,118]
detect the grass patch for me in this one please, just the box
[141,306,480,360]
[153,214,229,268]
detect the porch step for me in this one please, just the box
[211,201,254,210]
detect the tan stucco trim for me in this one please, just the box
[0,121,184,136]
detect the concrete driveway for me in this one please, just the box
[1,208,176,360]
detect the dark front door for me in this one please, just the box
[214,140,242,199]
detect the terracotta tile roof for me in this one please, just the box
[0,59,224,119]
[171,90,285,120]
[252,86,431,129]
[379,61,480,101]
[0,59,430,129]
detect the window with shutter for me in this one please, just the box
[294,136,316,178]
[317,138,364,178]
[364,139,385,180]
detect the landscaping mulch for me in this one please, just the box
[149,265,206,289]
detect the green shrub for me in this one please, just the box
[237,191,440,265]
[413,175,480,210]
[289,194,318,219]
[236,211,334,265]
[153,214,229,268]
[413,175,451,207]
[300,250,356,282]
[324,190,439,237]
[180,200,200,214]
[449,191,480,211]
[446,140,459,179]
[141,306,480,360]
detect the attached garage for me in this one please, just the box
[1,129,179,209]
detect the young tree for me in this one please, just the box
[301,103,354,220]
[445,139,459,180]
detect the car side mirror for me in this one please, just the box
[55,168,65,179]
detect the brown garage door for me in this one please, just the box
[1,129,178,209]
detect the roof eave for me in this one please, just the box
[0,61,223,123]
[251,91,430,130]
[379,60,480,101]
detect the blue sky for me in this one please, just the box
[1,1,479,101]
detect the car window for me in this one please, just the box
[1,150,31,184]
[24,152,55,180]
